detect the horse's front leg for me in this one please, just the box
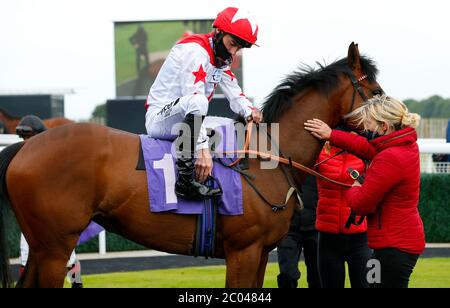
[255,250,270,288]
[224,243,264,288]
[35,250,69,288]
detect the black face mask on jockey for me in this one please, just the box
[213,31,233,68]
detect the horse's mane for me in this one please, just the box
[262,56,378,124]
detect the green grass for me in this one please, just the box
[74,258,450,288]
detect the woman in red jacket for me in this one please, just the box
[304,95,425,288]
[316,142,372,288]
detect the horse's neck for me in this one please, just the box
[275,93,341,179]
[0,110,17,121]
[0,113,19,134]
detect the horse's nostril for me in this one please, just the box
[373,89,383,96]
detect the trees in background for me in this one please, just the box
[92,103,106,119]
[405,95,450,118]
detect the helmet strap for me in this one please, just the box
[213,30,233,68]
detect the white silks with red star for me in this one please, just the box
[145,33,254,119]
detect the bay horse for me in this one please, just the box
[0,108,74,134]
[0,43,383,288]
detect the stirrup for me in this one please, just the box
[206,175,223,195]
[175,176,223,200]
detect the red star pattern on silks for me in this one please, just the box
[192,64,207,84]
[224,69,236,81]
[239,92,247,97]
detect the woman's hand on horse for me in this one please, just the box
[195,148,213,183]
[304,119,332,140]
[247,110,263,124]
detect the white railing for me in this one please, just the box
[0,134,23,151]
[98,230,106,255]
[418,139,450,173]
[418,138,450,152]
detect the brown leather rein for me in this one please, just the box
[219,121,352,189]
[221,122,416,191]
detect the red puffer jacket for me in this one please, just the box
[316,145,367,234]
[330,128,425,255]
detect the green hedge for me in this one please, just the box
[418,174,450,242]
[75,233,146,254]
[4,207,21,258]
[3,174,450,258]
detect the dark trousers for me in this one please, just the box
[370,248,419,288]
[318,232,372,288]
[277,230,320,288]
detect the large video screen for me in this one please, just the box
[114,20,243,98]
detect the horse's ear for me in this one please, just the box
[347,42,361,71]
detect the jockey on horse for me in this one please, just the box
[144,7,263,200]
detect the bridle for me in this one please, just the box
[314,69,369,169]
[345,69,369,115]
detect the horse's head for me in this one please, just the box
[260,43,385,164]
[339,42,384,130]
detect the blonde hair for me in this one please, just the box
[346,95,421,131]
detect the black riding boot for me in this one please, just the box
[174,113,222,200]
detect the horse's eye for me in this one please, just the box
[372,89,384,96]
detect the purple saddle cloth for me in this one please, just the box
[139,122,243,215]
[78,222,104,245]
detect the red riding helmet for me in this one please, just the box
[213,7,259,47]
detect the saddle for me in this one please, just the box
[136,116,249,171]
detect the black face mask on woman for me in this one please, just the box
[362,130,383,141]
[361,124,385,141]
